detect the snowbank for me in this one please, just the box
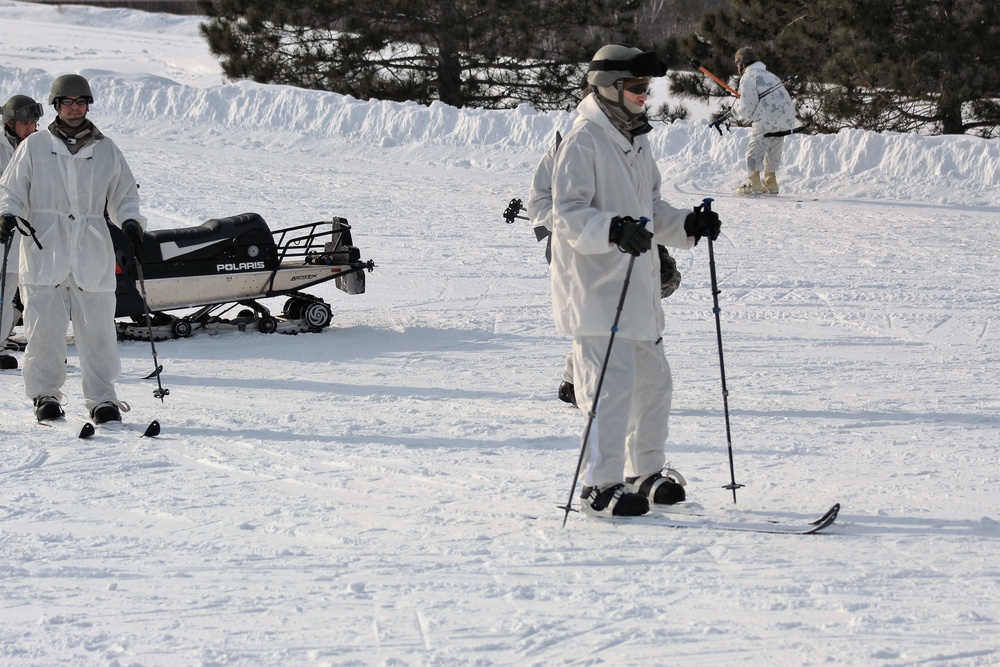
[1,64,997,206]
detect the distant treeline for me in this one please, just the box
[24,0,202,15]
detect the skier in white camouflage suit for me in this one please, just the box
[528,83,591,408]
[550,44,721,518]
[0,95,43,369]
[730,46,797,195]
[0,74,146,424]
[528,83,681,409]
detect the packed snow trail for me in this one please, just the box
[1,3,999,666]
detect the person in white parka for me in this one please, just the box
[550,44,721,518]
[0,74,146,424]
[0,94,43,370]
[528,83,682,410]
[729,46,797,195]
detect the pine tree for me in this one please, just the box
[817,0,999,136]
[669,0,1000,136]
[198,0,640,111]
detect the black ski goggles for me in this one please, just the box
[588,50,667,79]
[57,97,92,108]
[10,103,44,122]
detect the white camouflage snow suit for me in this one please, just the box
[0,127,145,410]
[0,135,19,342]
[730,61,797,174]
[550,93,694,489]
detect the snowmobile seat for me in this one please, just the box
[139,213,274,264]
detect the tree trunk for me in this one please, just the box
[939,100,964,135]
[436,0,463,108]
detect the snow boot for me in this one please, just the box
[0,353,16,370]
[763,172,780,195]
[90,401,122,425]
[4,336,26,352]
[558,381,577,407]
[627,470,686,505]
[580,483,649,517]
[33,395,64,422]
[735,172,766,195]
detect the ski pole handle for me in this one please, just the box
[503,198,528,224]
[699,198,714,214]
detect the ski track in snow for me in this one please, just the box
[0,2,999,665]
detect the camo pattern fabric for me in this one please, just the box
[731,62,796,134]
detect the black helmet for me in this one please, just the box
[2,95,43,124]
[48,74,93,105]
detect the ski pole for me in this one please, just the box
[700,198,743,503]
[132,250,170,401]
[560,217,649,527]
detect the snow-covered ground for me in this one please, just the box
[1,2,998,665]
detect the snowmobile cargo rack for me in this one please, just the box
[111,213,375,340]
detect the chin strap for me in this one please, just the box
[596,83,645,126]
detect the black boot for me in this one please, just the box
[557,381,577,407]
[33,395,64,422]
[627,471,686,505]
[580,483,649,517]
[90,402,122,424]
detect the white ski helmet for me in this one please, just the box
[586,44,667,88]
[586,44,666,120]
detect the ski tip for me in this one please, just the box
[78,422,96,439]
[809,503,841,526]
[141,420,161,438]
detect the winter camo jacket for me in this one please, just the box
[731,62,796,134]
[0,130,145,292]
[0,137,18,268]
[527,136,558,237]
[549,94,693,341]
[0,136,14,174]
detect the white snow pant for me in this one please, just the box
[573,335,672,488]
[561,351,574,385]
[21,276,121,411]
[1,271,16,340]
[745,132,785,174]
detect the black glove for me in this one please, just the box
[658,245,681,298]
[609,216,652,256]
[122,219,144,255]
[683,209,721,246]
[0,214,15,245]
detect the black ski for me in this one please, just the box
[87,419,161,438]
[673,183,819,203]
[38,417,161,439]
[35,417,93,439]
[634,503,840,535]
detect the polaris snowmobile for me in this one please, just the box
[111,213,374,340]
